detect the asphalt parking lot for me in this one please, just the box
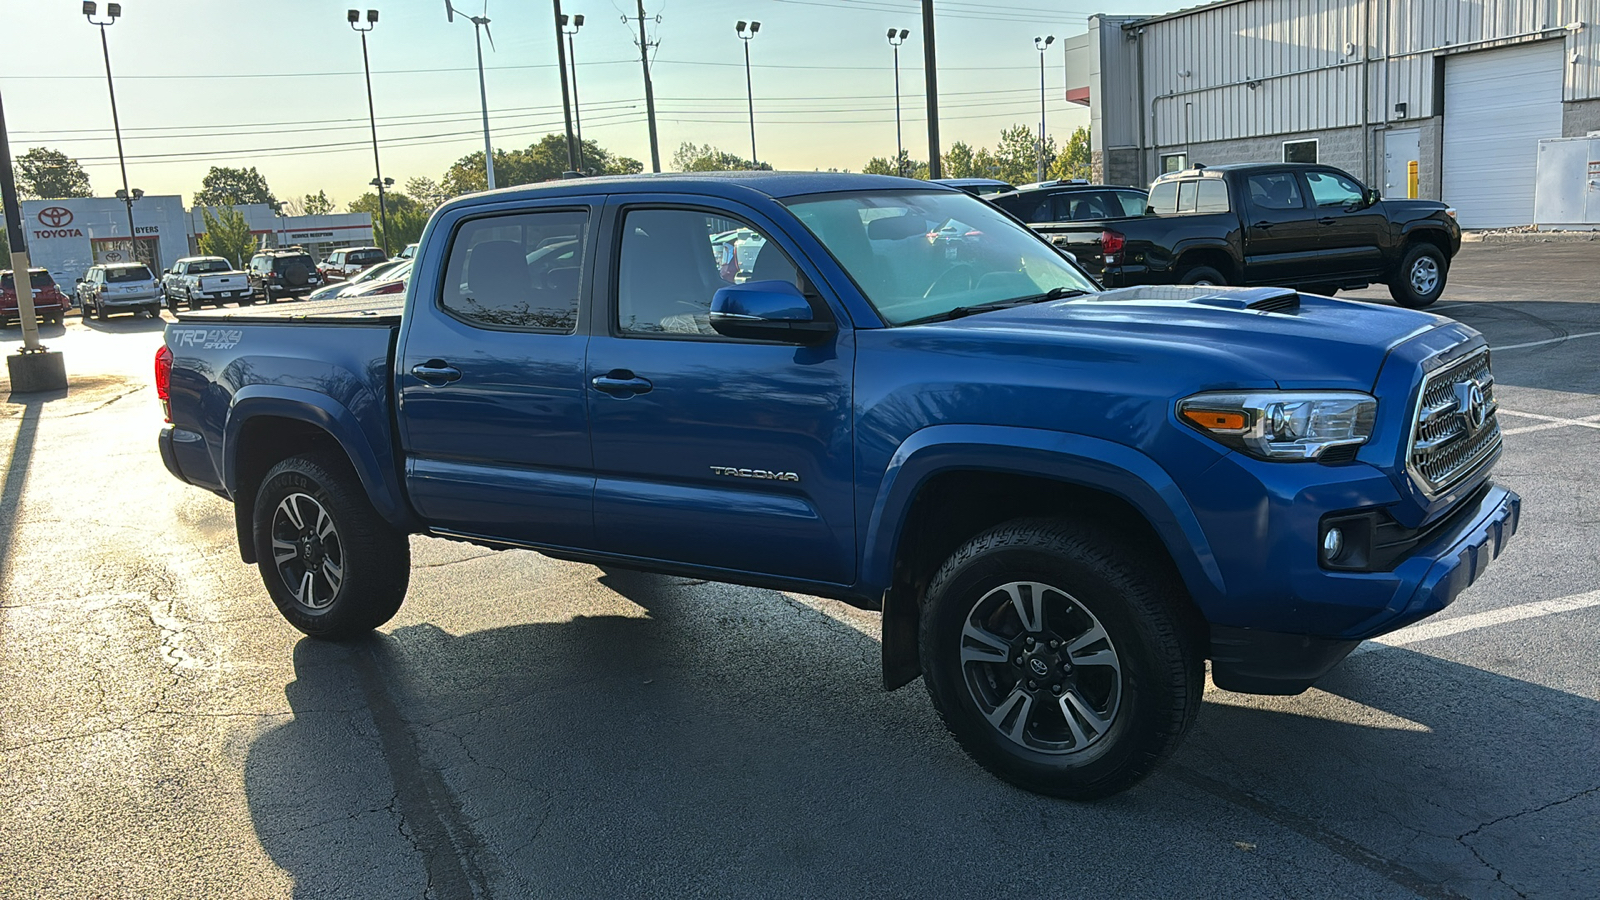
[2,240,1596,899]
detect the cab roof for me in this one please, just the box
[439,170,948,212]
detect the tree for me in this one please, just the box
[13,147,92,199]
[861,150,927,180]
[348,192,429,250]
[941,141,978,179]
[992,124,1056,186]
[193,166,280,213]
[302,190,335,216]
[406,176,449,212]
[670,142,770,172]
[197,207,257,269]
[1047,126,1091,182]
[440,135,646,197]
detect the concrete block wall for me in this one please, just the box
[1566,98,1600,136]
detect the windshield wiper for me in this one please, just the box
[902,286,1089,325]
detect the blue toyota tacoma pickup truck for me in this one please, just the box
[156,172,1519,798]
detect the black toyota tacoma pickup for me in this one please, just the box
[1032,163,1461,308]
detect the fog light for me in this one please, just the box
[1322,527,1344,559]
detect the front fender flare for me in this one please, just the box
[861,424,1227,606]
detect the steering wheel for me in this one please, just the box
[922,263,979,299]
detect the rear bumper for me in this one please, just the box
[102,293,159,308]
[1208,482,1520,694]
[158,425,189,484]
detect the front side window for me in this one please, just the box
[616,208,802,337]
[1305,170,1365,208]
[1247,173,1305,210]
[786,189,1098,326]
[440,209,587,332]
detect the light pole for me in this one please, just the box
[561,13,586,173]
[1035,34,1055,183]
[84,2,140,263]
[348,9,391,254]
[735,20,761,168]
[444,1,497,190]
[887,28,909,177]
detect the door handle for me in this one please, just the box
[1318,217,1338,225]
[591,370,653,397]
[410,360,462,386]
[1252,221,1273,230]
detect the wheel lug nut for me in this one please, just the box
[1014,656,1024,666]
[1051,684,1062,694]
[1049,640,1059,649]
[1027,680,1037,690]
[1025,637,1035,647]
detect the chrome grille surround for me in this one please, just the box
[1407,347,1501,497]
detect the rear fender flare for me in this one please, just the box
[224,387,413,530]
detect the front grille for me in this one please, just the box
[1408,348,1501,495]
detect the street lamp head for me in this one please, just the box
[899,28,909,40]
[348,9,360,22]
[131,188,144,200]
[106,2,120,18]
[82,2,96,16]
[574,13,584,27]
[560,13,568,26]
[736,20,747,32]
[367,9,378,23]
[887,27,897,38]
[750,21,760,33]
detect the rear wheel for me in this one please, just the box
[94,300,108,321]
[919,518,1202,799]
[1178,265,1226,286]
[253,453,410,639]
[1388,243,1447,308]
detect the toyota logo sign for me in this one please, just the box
[38,206,74,228]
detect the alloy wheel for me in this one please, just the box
[269,492,345,611]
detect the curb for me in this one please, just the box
[1464,230,1600,244]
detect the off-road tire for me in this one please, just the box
[252,453,410,640]
[919,517,1203,799]
[1178,265,1226,286]
[1388,242,1447,309]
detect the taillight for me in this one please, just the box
[1100,230,1126,255]
[155,344,173,423]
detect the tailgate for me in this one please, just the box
[1035,226,1109,275]
[199,273,247,292]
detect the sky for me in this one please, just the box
[1,0,1166,207]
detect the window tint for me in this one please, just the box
[106,265,153,283]
[616,208,801,337]
[1147,181,1179,214]
[1052,192,1120,221]
[1176,181,1198,213]
[1114,191,1149,216]
[1247,173,1305,210]
[1305,170,1365,207]
[441,210,587,332]
[1019,197,1052,223]
[1195,179,1230,213]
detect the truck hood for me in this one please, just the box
[938,285,1444,391]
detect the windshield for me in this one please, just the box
[784,190,1098,326]
[351,259,403,284]
[189,259,231,274]
[1,270,57,290]
[106,265,154,283]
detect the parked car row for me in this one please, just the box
[1,268,74,327]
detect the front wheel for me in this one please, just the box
[1178,265,1226,286]
[1388,243,1448,308]
[253,453,410,639]
[919,518,1202,799]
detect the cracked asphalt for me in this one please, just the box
[3,241,1596,899]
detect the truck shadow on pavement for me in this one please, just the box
[244,570,1598,900]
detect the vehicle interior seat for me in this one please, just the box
[462,240,534,314]
[620,211,724,335]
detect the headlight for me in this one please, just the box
[1177,391,1377,461]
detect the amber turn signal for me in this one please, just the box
[1182,409,1247,431]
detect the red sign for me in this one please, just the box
[38,206,74,228]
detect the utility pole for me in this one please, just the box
[921,0,941,179]
[2,91,68,392]
[349,9,391,254]
[632,0,662,172]
[552,0,578,173]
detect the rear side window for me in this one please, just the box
[1176,181,1198,213]
[1195,180,1230,213]
[440,210,587,332]
[1147,181,1179,214]
[1247,173,1305,210]
[351,250,385,264]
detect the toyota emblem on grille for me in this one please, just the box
[1453,380,1488,431]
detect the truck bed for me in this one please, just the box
[176,294,405,324]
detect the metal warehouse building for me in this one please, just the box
[1065,0,1600,227]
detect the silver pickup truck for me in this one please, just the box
[163,256,252,310]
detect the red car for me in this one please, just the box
[1,268,72,328]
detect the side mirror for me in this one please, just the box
[1365,188,1381,206]
[710,280,834,344]
[75,277,84,284]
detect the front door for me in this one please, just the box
[584,200,857,586]
[1240,169,1322,285]
[397,201,598,548]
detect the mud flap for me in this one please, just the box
[881,587,922,690]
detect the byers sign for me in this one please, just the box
[33,206,85,239]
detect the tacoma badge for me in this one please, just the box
[709,466,800,482]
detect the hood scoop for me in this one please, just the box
[1189,286,1301,314]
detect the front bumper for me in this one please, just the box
[1209,481,1519,694]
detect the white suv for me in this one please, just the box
[78,263,162,320]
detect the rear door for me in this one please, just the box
[583,196,857,586]
[1239,169,1322,284]
[397,197,599,548]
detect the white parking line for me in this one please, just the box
[1494,330,1600,351]
[1496,409,1600,435]
[1352,590,1600,656]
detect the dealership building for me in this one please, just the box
[1065,0,1600,227]
[17,196,374,286]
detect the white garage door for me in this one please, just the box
[1442,41,1566,229]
